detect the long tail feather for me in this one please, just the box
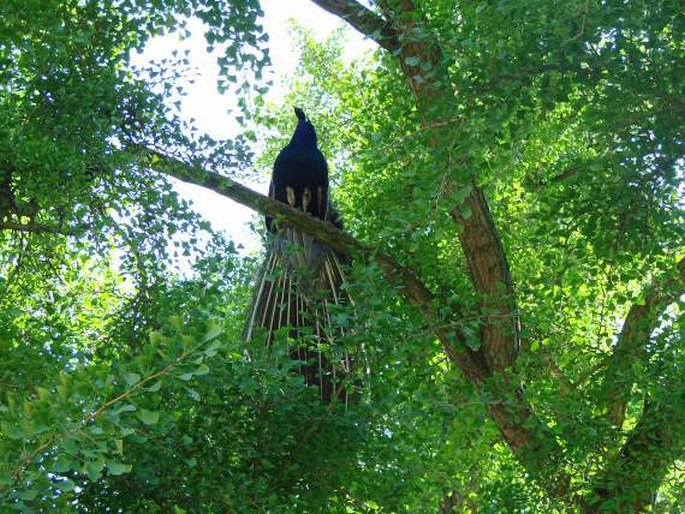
[245,230,355,403]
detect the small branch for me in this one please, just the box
[566,0,590,44]
[547,163,585,186]
[3,322,223,492]
[600,257,685,427]
[6,360,180,489]
[543,354,574,397]
[86,360,179,422]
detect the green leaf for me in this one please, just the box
[181,334,196,349]
[18,489,38,501]
[146,381,162,392]
[107,460,132,476]
[112,403,137,415]
[1,421,23,440]
[203,340,222,357]
[202,322,223,342]
[58,479,76,492]
[61,437,79,456]
[185,387,201,401]
[136,409,160,426]
[123,372,141,386]
[53,456,75,473]
[149,331,164,345]
[193,363,210,376]
[85,459,105,481]
[168,316,184,331]
[120,427,135,437]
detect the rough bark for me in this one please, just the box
[308,0,400,52]
[601,258,685,426]
[584,397,685,512]
[366,0,520,372]
[309,0,556,484]
[450,185,519,372]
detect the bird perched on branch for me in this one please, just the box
[245,107,353,403]
[266,107,328,230]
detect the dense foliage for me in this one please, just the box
[0,0,683,512]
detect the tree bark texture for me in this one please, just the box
[600,258,685,427]
[309,0,559,482]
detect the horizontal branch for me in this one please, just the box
[131,144,569,490]
[0,220,61,234]
[135,146,488,382]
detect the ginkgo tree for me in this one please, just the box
[0,0,683,512]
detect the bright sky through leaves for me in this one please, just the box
[131,0,371,254]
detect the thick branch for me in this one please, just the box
[368,0,519,372]
[451,185,518,372]
[136,147,487,382]
[311,0,559,486]
[308,0,400,52]
[585,397,685,512]
[601,258,685,427]
[378,0,445,104]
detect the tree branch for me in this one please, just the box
[450,185,519,372]
[0,220,62,234]
[134,146,488,382]
[585,396,685,512]
[308,0,400,52]
[306,0,560,488]
[348,0,518,372]
[138,146,568,484]
[600,257,685,427]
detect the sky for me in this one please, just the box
[133,0,372,255]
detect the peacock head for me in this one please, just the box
[291,107,318,147]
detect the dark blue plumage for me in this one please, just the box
[245,108,355,403]
[267,107,329,231]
